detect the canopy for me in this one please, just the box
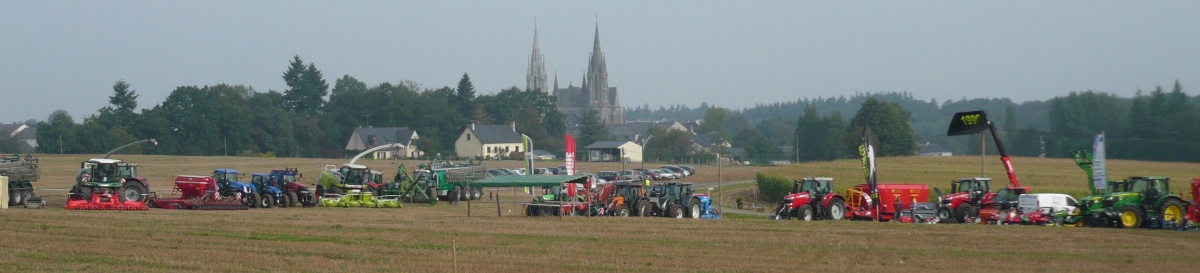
[472,175,589,188]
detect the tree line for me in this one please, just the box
[34,56,565,158]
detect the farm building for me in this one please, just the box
[345,127,422,159]
[585,140,642,163]
[455,122,525,159]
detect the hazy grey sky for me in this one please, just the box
[3,1,1199,122]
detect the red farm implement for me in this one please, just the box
[148,175,249,210]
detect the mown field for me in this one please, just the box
[1,155,1197,272]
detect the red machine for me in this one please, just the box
[845,183,933,222]
[64,188,149,210]
[1188,178,1200,224]
[148,175,248,210]
[940,111,1031,224]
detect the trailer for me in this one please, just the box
[148,175,249,210]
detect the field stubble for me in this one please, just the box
[0,155,1196,272]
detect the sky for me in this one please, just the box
[3,1,1199,123]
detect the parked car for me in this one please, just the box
[596,171,620,182]
[554,165,569,174]
[679,165,696,176]
[618,170,641,181]
[532,168,553,175]
[487,169,510,177]
[509,168,526,175]
[659,168,683,179]
[642,169,664,180]
[661,165,689,177]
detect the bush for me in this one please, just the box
[755,173,792,203]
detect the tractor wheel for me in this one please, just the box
[473,188,482,200]
[796,204,815,221]
[637,202,653,217]
[937,207,955,223]
[614,206,631,217]
[668,204,685,218]
[260,194,275,208]
[10,189,22,206]
[826,199,846,220]
[954,205,976,224]
[1160,199,1186,227]
[244,194,257,209]
[525,205,537,216]
[120,183,147,203]
[1117,205,1143,228]
[689,198,702,219]
[79,187,94,202]
[285,191,299,208]
[21,189,33,205]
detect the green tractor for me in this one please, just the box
[1087,176,1188,229]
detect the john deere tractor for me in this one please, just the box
[1088,176,1188,229]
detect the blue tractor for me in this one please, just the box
[213,169,258,208]
[251,172,296,208]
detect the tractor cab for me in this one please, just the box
[950,178,992,202]
[213,169,240,189]
[340,164,370,188]
[81,159,126,186]
[1126,176,1170,204]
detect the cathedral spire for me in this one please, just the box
[553,72,559,90]
[526,22,548,92]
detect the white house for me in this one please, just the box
[345,127,421,159]
[455,122,525,159]
[585,140,643,163]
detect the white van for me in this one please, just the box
[1017,193,1079,214]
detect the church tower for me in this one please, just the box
[585,23,624,124]
[526,25,548,92]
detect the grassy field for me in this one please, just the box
[1,155,1197,272]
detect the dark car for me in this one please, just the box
[679,165,696,176]
[596,171,620,182]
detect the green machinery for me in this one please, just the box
[1069,151,1187,228]
[2,154,40,207]
[378,160,487,206]
[315,144,403,208]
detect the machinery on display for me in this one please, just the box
[316,143,404,208]
[839,126,938,223]
[66,138,156,211]
[2,154,41,208]
[937,111,1030,224]
[770,178,846,221]
[148,175,249,210]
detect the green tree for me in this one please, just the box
[36,110,82,154]
[699,106,732,142]
[733,127,782,163]
[455,73,476,116]
[576,109,611,147]
[282,56,328,118]
[644,126,696,160]
[109,80,139,113]
[845,97,917,156]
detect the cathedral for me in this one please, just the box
[526,24,625,128]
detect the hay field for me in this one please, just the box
[1,155,1197,272]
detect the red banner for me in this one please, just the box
[565,134,576,176]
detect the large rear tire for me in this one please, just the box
[259,194,275,208]
[79,187,94,202]
[1160,199,1186,227]
[954,204,976,224]
[826,199,846,220]
[637,202,653,217]
[689,199,702,219]
[668,204,685,218]
[614,206,631,217]
[796,204,815,221]
[120,182,147,203]
[10,189,23,206]
[243,194,257,209]
[285,191,299,208]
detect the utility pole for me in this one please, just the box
[717,153,723,208]
[1039,136,1046,158]
[980,131,986,177]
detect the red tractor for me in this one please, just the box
[937,111,1031,224]
[770,177,847,221]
